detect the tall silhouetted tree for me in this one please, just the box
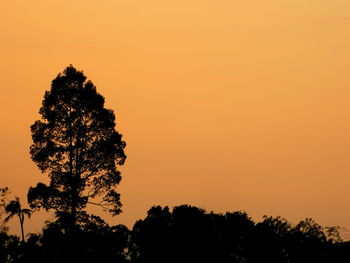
[4,197,31,242]
[28,65,126,232]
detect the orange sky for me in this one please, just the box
[1,0,350,238]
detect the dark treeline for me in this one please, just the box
[1,204,350,263]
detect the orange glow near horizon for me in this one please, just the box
[1,0,350,238]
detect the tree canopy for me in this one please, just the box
[28,65,126,228]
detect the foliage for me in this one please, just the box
[34,213,130,263]
[28,65,126,229]
[0,230,21,263]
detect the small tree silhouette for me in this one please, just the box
[4,197,31,242]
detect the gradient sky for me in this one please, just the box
[1,0,350,238]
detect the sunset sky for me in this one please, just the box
[2,0,350,237]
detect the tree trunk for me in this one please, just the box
[68,108,77,233]
[19,214,25,242]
